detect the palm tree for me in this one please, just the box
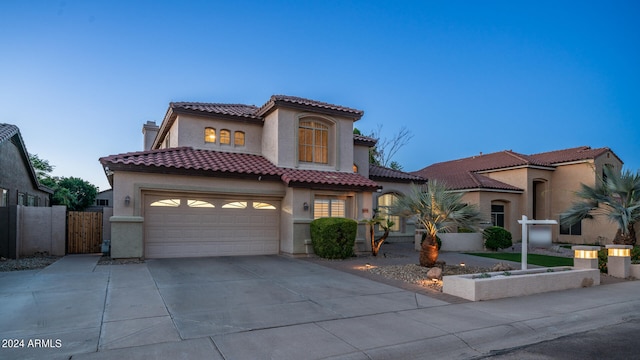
[392,181,484,267]
[561,166,640,246]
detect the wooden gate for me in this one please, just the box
[67,211,103,254]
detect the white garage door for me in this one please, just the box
[144,194,280,258]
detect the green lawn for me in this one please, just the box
[464,252,574,267]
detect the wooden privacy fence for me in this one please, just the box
[67,211,103,254]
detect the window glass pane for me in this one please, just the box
[377,194,400,231]
[222,201,247,209]
[331,199,345,217]
[150,199,181,207]
[220,130,231,144]
[253,202,276,210]
[299,120,328,164]
[188,200,215,208]
[234,131,245,146]
[205,128,216,143]
[314,199,329,218]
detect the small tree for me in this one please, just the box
[561,166,640,246]
[392,181,484,267]
[366,217,394,256]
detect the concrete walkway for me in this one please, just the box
[0,250,638,359]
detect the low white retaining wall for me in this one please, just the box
[631,264,640,279]
[443,267,600,301]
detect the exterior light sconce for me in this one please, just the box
[606,245,632,278]
[572,246,600,269]
[303,202,309,211]
[124,196,131,206]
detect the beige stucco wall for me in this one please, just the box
[353,144,370,178]
[261,108,355,172]
[372,181,416,243]
[173,114,263,154]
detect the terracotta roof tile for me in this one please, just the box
[529,146,614,164]
[369,164,426,182]
[256,95,364,120]
[100,147,378,190]
[281,168,379,190]
[353,133,377,146]
[412,146,618,191]
[171,102,261,120]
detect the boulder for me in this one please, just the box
[427,266,443,280]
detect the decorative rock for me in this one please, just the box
[492,262,514,272]
[427,266,443,280]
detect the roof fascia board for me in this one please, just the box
[449,188,524,194]
[551,159,593,167]
[475,164,555,174]
[103,164,283,182]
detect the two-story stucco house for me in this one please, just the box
[412,147,624,245]
[100,95,423,259]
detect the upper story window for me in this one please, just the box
[299,120,328,164]
[353,164,358,173]
[220,130,231,145]
[234,131,245,146]
[205,128,216,143]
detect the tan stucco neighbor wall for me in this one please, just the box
[18,205,66,257]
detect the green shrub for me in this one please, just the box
[483,226,512,251]
[598,249,608,273]
[310,218,357,259]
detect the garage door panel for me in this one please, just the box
[144,195,280,258]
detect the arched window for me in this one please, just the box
[377,193,401,232]
[234,131,245,146]
[298,120,328,164]
[220,129,231,145]
[205,128,216,143]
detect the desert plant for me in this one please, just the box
[365,217,394,256]
[392,181,484,267]
[561,166,640,246]
[310,218,357,259]
[483,226,513,250]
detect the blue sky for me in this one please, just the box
[2,0,639,191]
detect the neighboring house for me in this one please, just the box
[100,95,421,259]
[1,123,57,258]
[0,123,52,207]
[412,146,624,245]
[87,189,113,211]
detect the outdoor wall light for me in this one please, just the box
[607,247,631,257]
[124,195,131,206]
[303,202,309,211]
[574,249,598,259]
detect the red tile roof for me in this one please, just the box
[281,168,379,190]
[369,164,426,183]
[171,102,261,120]
[100,147,378,191]
[412,146,617,191]
[256,95,364,120]
[353,134,377,146]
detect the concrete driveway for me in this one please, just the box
[1,253,639,359]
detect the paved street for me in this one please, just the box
[0,250,638,359]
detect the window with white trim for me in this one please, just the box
[314,197,346,219]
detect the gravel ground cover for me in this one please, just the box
[0,254,62,272]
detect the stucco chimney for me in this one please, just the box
[142,121,159,150]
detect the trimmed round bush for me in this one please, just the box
[483,226,512,250]
[310,217,357,259]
